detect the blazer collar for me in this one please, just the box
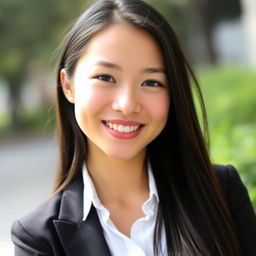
[53,174,111,256]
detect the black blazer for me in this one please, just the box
[11,165,256,256]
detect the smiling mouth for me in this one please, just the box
[102,121,143,133]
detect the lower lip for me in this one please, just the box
[103,122,144,139]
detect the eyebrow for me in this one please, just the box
[94,60,166,74]
[94,61,121,70]
[142,67,166,74]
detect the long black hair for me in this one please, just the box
[54,0,240,255]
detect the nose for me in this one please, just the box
[112,87,141,115]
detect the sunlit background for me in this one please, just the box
[0,0,255,255]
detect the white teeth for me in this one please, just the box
[105,121,140,133]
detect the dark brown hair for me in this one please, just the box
[54,0,240,255]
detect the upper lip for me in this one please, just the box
[103,119,144,126]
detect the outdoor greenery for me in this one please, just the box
[0,0,89,129]
[0,0,255,210]
[197,66,256,209]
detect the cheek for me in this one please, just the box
[147,94,170,122]
[75,81,108,108]
[74,86,107,125]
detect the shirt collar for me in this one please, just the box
[82,161,159,221]
[82,163,102,221]
[147,162,159,202]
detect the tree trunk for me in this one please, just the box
[186,0,217,65]
[8,78,23,131]
[195,0,217,64]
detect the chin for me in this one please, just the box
[107,153,138,161]
[105,149,143,161]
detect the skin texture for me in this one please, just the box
[61,24,169,236]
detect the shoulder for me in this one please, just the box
[12,191,63,233]
[213,164,256,255]
[214,163,242,182]
[11,191,63,254]
[11,174,84,255]
[213,164,251,211]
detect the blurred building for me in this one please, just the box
[213,19,247,64]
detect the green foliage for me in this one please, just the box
[197,66,256,209]
[0,0,90,129]
[0,107,55,138]
[0,112,10,136]
[146,0,188,40]
[19,107,55,133]
[0,0,90,80]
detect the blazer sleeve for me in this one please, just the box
[11,220,51,256]
[221,165,256,255]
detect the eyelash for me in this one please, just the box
[142,80,164,88]
[93,74,164,88]
[93,74,116,83]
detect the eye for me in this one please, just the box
[142,80,164,87]
[94,74,115,83]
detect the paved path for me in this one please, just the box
[0,135,57,255]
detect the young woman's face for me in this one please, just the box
[62,24,170,160]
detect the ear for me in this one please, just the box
[60,69,75,103]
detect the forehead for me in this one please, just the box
[77,24,165,67]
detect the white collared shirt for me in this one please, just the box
[82,163,166,256]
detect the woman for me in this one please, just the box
[11,0,256,255]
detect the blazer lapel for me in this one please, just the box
[53,174,111,256]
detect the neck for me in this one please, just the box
[86,149,148,203]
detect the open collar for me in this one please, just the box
[53,174,111,256]
[82,161,159,221]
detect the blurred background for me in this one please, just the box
[0,0,255,254]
